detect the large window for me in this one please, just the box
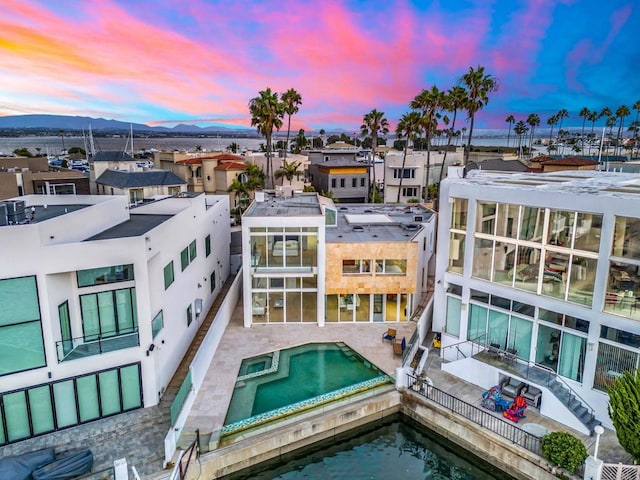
[77,265,134,287]
[445,296,461,337]
[595,326,640,391]
[606,215,640,321]
[205,234,211,257]
[0,364,141,445]
[0,276,45,376]
[80,288,137,340]
[180,247,189,271]
[164,262,174,290]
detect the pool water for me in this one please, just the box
[223,343,391,433]
[223,416,515,479]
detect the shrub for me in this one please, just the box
[541,431,588,473]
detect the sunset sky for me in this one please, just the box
[0,0,638,130]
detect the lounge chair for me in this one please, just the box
[382,328,397,343]
[393,337,406,356]
[521,385,542,408]
[500,377,525,400]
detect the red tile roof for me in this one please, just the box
[542,157,598,166]
[215,161,246,170]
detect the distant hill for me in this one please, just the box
[0,114,252,134]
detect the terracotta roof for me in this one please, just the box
[215,161,246,170]
[541,157,598,166]
[210,153,245,161]
[175,158,203,165]
[525,167,544,173]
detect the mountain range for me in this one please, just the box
[0,114,254,134]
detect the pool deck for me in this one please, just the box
[180,300,417,447]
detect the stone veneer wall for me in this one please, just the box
[325,242,418,295]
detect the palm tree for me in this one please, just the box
[631,100,640,158]
[294,128,308,153]
[281,88,302,163]
[505,115,516,149]
[546,114,558,153]
[555,109,569,151]
[614,105,630,157]
[578,107,590,154]
[587,110,598,155]
[275,160,303,185]
[599,107,612,126]
[248,87,284,188]
[395,111,422,202]
[526,113,540,158]
[361,109,389,202]
[514,120,528,158]
[411,86,444,196]
[438,86,467,183]
[228,163,266,220]
[459,65,498,165]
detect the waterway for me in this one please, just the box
[223,416,515,480]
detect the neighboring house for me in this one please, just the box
[382,149,465,203]
[0,157,89,200]
[0,193,230,447]
[308,146,368,202]
[241,192,435,327]
[466,158,529,174]
[527,155,599,173]
[95,169,186,206]
[433,169,640,434]
[89,151,143,194]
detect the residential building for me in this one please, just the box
[95,169,186,206]
[434,169,640,433]
[308,145,368,202]
[89,151,144,194]
[241,193,435,327]
[0,157,89,200]
[0,192,230,446]
[527,155,599,173]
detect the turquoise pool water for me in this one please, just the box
[222,343,392,435]
[223,416,515,479]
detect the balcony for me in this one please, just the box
[56,328,139,362]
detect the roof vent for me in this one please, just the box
[339,206,348,211]
[353,225,365,232]
[364,209,373,213]
[404,223,420,231]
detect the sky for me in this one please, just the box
[0,0,638,131]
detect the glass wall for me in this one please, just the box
[0,276,45,376]
[594,326,640,391]
[447,198,467,275]
[251,276,317,323]
[0,363,142,445]
[80,288,137,340]
[470,202,601,307]
[606,215,640,320]
[249,227,318,269]
[77,264,134,287]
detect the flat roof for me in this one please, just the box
[327,204,433,243]
[1,203,91,225]
[244,193,323,217]
[458,170,640,199]
[85,214,173,240]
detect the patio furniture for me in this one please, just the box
[521,385,542,409]
[382,328,397,343]
[487,343,501,356]
[500,377,525,400]
[503,395,527,423]
[505,348,518,364]
[393,337,406,356]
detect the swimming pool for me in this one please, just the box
[222,342,392,436]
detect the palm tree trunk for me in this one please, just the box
[464,115,475,165]
[266,136,274,189]
[507,125,512,149]
[371,134,377,202]
[284,114,291,163]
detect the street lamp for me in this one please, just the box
[593,425,605,459]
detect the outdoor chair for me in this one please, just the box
[504,348,518,364]
[521,385,542,409]
[500,377,525,400]
[382,328,397,343]
[487,343,501,356]
[393,337,406,356]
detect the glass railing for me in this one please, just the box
[56,327,139,362]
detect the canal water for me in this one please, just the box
[223,415,515,479]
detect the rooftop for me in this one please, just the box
[458,170,640,199]
[85,214,174,240]
[91,151,136,163]
[1,202,91,225]
[244,193,323,217]
[95,169,186,188]
[327,203,433,243]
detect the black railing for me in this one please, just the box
[406,372,542,456]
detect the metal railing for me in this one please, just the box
[168,434,199,480]
[440,336,596,424]
[406,372,543,456]
[56,327,139,362]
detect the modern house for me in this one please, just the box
[0,156,89,200]
[241,192,435,327]
[95,169,186,206]
[433,169,640,433]
[307,145,368,202]
[0,192,230,447]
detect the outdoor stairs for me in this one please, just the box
[546,376,602,434]
[158,273,237,413]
